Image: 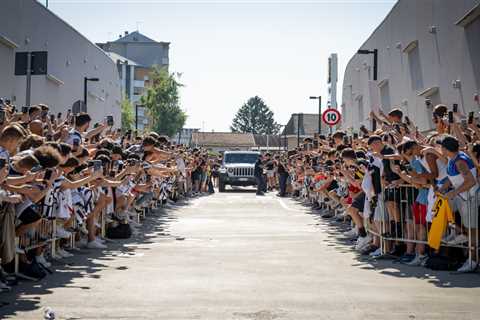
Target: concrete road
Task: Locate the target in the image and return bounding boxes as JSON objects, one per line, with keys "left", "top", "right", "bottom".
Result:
{"left": 2, "top": 190, "right": 480, "bottom": 319}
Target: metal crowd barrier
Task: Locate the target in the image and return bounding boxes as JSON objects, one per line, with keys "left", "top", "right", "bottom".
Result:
{"left": 364, "top": 184, "right": 479, "bottom": 266}
{"left": 14, "top": 217, "right": 58, "bottom": 278}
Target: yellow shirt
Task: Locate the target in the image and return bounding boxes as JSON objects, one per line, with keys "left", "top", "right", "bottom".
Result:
{"left": 428, "top": 195, "right": 454, "bottom": 250}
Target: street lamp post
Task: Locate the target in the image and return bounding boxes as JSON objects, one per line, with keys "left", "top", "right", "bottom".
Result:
{"left": 84, "top": 77, "right": 99, "bottom": 113}
{"left": 357, "top": 49, "right": 378, "bottom": 130}
{"left": 309, "top": 96, "right": 322, "bottom": 135}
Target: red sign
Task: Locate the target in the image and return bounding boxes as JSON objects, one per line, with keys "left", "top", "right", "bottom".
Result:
{"left": 322, "top": 108, "right": 341, "bottom": 126}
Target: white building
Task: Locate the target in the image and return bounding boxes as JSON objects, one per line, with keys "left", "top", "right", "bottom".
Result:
{"left": 341, "top": 0, "right": 480, "bottom": 132}
{"left": 98, "top": 31, "right": 170, "bottom": 132}
{"left": 0, "top": 0, "right": 122, "bottom": 125}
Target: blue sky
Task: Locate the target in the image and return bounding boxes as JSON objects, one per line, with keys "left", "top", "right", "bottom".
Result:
{"left": 46, "top": 0, "right": 396, "bottom": 131}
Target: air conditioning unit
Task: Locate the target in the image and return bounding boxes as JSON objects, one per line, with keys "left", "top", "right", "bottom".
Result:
{"left": 452, "top": 79, "right": 461, "bottom": 89}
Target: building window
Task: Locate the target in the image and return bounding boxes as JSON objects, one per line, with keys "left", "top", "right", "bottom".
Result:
{"left": 380, "top": 83, "right": 391, "bottom": 113}
{"left": 125, "top": 66, "right": 131, "bottom": 98}
{"left": 358, "top": 96, "right": 364, "bottom": 125}
{"left": 465, "top": 14, "right": 480, "bottom": 94}
{"left": 407, "top": 45, "right": 424, "bottom": 91}
{"left": 133, "top": 87, "right": 144, "bottom": 96}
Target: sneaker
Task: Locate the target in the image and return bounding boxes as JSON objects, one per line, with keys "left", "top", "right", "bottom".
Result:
{"left": 57, "top": 248, "right": 73, "bottom": 258}
{"left": 343, "top": 228, "right": 358, "bottom": 239}
{"left": 56, "top": 226, "right": 72, "bottom": 239}
{"left": 369, "top": 247, "right": 383, "bottom": 258}
{"left": 86, "top": 240, "right": 107, "bottom": 249}
{"left": 360, "top": 245, "right": 379, "bottom": 255}
{"left": 35, "top": 254, "right": 51, "bottom": 268}
{"left": 449, "top": 234, "right": 468, "bottom": 245}
{"left": 355, "top": 235, "right": 372, "bottom": 251}
{"left": 398, "top": 254, "right": 416, "bottom": 264}
{"left": 406, "top": 254, "right": 428, "bottom": 266}
{"left": 0, "top": 281, "right": 11, "bottom": 292}
{"left": 457, "top": 259, "right": 478, "bottom": 273}
{"left": 95, "top": 236, "right": 106, "bottom": 244}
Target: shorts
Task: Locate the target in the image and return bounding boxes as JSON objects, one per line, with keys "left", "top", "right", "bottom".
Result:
{"left": 412, "top": 202, "right": 427, "bottom": 225}
{"left": 452, "top": 195, "right": 478, "bottom": 229}
{"left": 17, "top": 206, "right": 42, "bottom": 225}
{"left": 266, "top": 170, "right": 274, "bottom": 178}
{"left": 351, "top": 192, "right": 365, "bottom": 212}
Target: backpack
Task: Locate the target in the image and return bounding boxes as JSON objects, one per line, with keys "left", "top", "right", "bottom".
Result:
{"left": 106, "top": 223, "right": 132, "bottom": 239}
{"left": 424, "top": 255, "right": 462, "bottom": 271}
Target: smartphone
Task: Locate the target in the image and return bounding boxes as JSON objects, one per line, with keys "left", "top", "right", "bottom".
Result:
{"left": 31, "top": 165, "right": 43, "bottom": 173}
{"left": 343, "top": 136, "right": 349, "bottom": 145}
{"left": 92, "top": 160, "right": 102, "bottom": 172}
{"left": 142, "top": 162, "right": 152, "bottom": 170}
{"left": 50, "top": 114, "right": 55, "bottom": 122}
{"left": 448, "top": 111, "right": 454, "bottom": 124}
{"left": 106, "top": 115, "right": 114, "bottom": 126}
{"left": 0, "top": 110, "right": 5, "bottom": 124}
{"left": 453, "top": 103, "right": 458, "bottom": 113}
{"left": 0, "top": 158, "right": 6, "bottom": 169}
{"left": 353, "top": 133, "right": 359, "bottom": 140}
{"left": 372, "top": 119, "right": 377, "bottom": 132}
{"left": 43, "top": 169, "right": 52, "bottom": 181}
{"left": 57, "top": 112, "right": 62, "bottom": 119}
{"left": 468, "top": 111, "right": 474, "bottom": 124}
{"left": 405, "top": 116, "right": 411, "bottom": 126}
{"left": 360, "top": 125, "right": 368, "bottom": 134}
{"left": 22, "top": 106, "right": 29, "bottom": 114}
{"left": 118, "top": 162, "right": 124, "bottom": 172}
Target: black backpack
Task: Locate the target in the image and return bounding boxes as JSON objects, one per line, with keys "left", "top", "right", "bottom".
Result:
{"left": 106, "top": 223, "right": 132, "bottom": 239}
{"left": 424, "top": 255, "right": 462, "bottom": 271}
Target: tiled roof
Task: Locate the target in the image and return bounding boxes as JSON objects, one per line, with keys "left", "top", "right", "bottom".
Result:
{"left": 192, "top": 132, "right": 256, "bottom": 147}
{"left": 114, "top": 31, "right": 157, "bottom": 43}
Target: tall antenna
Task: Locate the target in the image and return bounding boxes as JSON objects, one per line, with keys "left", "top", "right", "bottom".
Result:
{"left": 136, "top": 21, "right": 143, "bottom": 32}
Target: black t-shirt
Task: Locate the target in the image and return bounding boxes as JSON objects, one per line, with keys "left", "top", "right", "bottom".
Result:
{"left": 381, "top": 145, "right": 400, "bottom": 183}
{"left": 265, "top": 160, "right": 274, "bottom": 170}
{"left": 277, "top": 163, "right": 287, "bottom": 175}
{"left": 254, "top": 159, "right": 263, "bottom": 177}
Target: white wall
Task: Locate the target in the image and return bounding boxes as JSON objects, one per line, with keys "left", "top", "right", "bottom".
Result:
{"left": 0, "top": 0, "right": 122, "bottom": 126}
{"left": 341, "top": 0, "right": 480, "bottom": 131}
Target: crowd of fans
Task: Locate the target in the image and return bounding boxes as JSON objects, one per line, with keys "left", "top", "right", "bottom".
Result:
{"left": 0, "top": 99, "right": 217, "bottom": 291}
{"left": 257, "top": 104, "right": 479, "bottom": 273}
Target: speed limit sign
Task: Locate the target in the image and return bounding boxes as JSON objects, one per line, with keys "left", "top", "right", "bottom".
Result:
{"left": 322, "top": 108, "right": 341, "bottom": 126}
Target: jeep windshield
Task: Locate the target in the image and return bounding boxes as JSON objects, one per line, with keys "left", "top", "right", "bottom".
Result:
{"left": 224, "top": 153, "right": 258, "bottom": 164}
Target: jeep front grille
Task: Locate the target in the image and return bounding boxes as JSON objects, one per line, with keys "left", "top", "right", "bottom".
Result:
{"left": 232, "top": 167, "right": 254, "bottom": 177}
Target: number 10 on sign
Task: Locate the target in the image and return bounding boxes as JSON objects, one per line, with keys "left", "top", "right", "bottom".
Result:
{"left": 322, "top": 108, "right": 341, "bottom": 126}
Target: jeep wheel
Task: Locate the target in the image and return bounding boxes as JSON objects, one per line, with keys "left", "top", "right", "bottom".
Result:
{"left": 219, "top": 180, "right": 226, "bottom": 192}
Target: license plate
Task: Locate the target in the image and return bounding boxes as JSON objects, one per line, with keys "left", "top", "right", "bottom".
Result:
{"left": 238, "top": 178, "right": 248, "bottom": 181}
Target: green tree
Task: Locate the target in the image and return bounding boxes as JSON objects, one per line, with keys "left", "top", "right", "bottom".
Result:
{"left": 230, "top": 96, "right": 280, "bottom": 134}
{"left": 141, "top": 67, "right": 187, "bottom": 136}
{"left": 121, "top": 98, "right": 135, "bottom": 132}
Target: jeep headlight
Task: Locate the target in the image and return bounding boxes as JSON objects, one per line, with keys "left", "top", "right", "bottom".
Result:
{"left": 227, "top": 168, "right": 234, "bottom": 174}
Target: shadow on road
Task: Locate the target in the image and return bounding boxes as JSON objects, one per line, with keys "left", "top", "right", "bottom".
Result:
{"left": 298, "top": 200, "right": 480, "bottom": 289}
{"left": 0, "top": 199, "right": 190, "bottom": 318}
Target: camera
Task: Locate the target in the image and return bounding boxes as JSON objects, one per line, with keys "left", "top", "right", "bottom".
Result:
{"left": 106, "top": 115, "right": 114, "bottom": 126}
